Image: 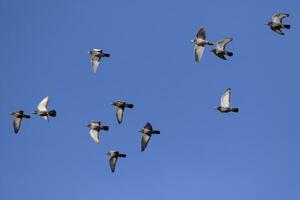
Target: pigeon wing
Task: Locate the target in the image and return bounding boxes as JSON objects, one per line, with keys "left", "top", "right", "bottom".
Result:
{"left": 196, "top": 27, "right": 206, "bottom": 39}
{"left": 194, "top": 45, "right": 205, "bottom": 63}
{"left": 109, "top": 156, "right": 117, "bottom": 173}
{"left": 13, "top": 117, "right": 22, "bottom": 133}
{"left": 216, "top": 38, "right": 232, "bottom": 50}
{"left": 89, "top": 129, "right": 100, "bottom": 144}
{"left": 220, "top": 88, "right": 231, "bottom": 108}
{"left": 116, "top": 107, "right": 124, "bottom": 124}
{"left": 141, "top": 133, "right": 151, "bottom": 152}
{"left": 91, "top": 56, "right": 101, "bottom": 73}
{"left": 272, "top": 13, "right": 289, "bottom": 23}
{"left": 37, "top": 96, "right": 49, "bottom": 111}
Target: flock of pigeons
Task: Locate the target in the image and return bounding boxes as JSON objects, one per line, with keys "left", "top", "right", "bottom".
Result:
{"left": 10, "top": 13, "right": 290, "bottom": 173}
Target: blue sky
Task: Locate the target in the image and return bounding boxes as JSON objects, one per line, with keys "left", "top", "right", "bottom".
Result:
{"left": 0, "top": 0, "right": 299, "bottom": 199}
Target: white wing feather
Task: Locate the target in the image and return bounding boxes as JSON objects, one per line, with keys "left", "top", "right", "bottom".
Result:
{"left": 37, "top": 96, "right": 49, "bottom": 111}
{"left": 220, "top": 89, "right": 231, "bottom": 108}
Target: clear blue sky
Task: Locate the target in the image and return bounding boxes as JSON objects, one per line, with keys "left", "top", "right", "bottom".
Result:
{"left": 0, "top": 0, "right": 299, "bottom": 199}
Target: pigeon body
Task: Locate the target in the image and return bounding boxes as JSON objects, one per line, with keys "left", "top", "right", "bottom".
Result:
{"left": 32, "top": 96, "right": 56, "bottom": 121}
{"left": 106, "top": 150, "right": 126, "bottom": 173}
{"left": 191, "top": 27, "right": 214, "bottom": 63}
{"left": 210, "top": 38, "right": 233, "bottom": 60}
{"left": 89, "top": 48, "right": 110, "bottom": 73}
{"left": 87, "top": 121, "right": 109, "bottom": 144}
{"left": 217, "top": 88, "right": 239, "bottom": 113}
{"left": 112, "top": 100, "right": 134, "bottom": 124}
{"left": 11, "top": 110, "right": 30, "bottom": 134}
{"left": 140, "top": 122, "right": 160, "bottom": 152}
{"left": 267, "top": 13, "right": 290, "bottom": 35}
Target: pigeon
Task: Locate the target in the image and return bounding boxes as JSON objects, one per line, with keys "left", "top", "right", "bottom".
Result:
{"left": 11, "top": 110, "right": 30, "bottom": 134}
{"left": 191, "top": 27, "right": 214, "bottom": 63}
{"left": 210, "top": 38, "right": 233, "bottom": 60}
{"left": 111, "top": 100, "right": 134, "bottom": 124}
{"left": 266, "top": 13, "right": 290, "bottom": 35}
{"left": 106, "top": 150, "right": 126, "bottom": 173}
{"left": 140, "top": 122, "right": 160, "bottom": 152}
{"left": 89, "top": 48, "right": 110, "bottom": 73}
{"left": 32, "top": 96, "right": 56, "bottom": 121}
{"left": 217, "top": 88, "right": 239, "bottom": 113}
{"left": 86, "top": 121, "right": 109, "bottom": 144}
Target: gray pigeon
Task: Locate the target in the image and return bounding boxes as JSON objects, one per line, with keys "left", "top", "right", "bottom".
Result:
{"left": 86, "top": 121, "right": 109, "bottom": 144}
{"left": 89, "top": 48, "right": 110, "bottom": 73}
{"left": 32, "top": 96, "right": 56, "bottom": 121}
{"left": 140, "top": 122, "right": 160, "bottom": 152}
{"left": 266, "top": 13, "right": 290, "bottom": 35}
{"left": 106, "top": 150, "right": 126, "bottom": 173}
{"left": 210, "top": 38, "right": 233, "bottom": 60}
{"left": 111, "top": 100, "right": 134, "bottom": 124}
{"left": 191, "top": 27, "right": 214, "bottom": 63}
{"left": 11, "top": 110, "right": 30, "bottom": 134}
{"left": 217, "top": 88, "right": 239, "bottom": 113}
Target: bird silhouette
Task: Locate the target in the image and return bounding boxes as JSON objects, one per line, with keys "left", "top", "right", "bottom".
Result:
{"left": 106, "top": 150, "right": 126, "bottom": 173}
{"left": 191, "top": 27, "right": 214, "bottom": 63}
{"left": 111, "top": 100, "right": 134, "bottom": 124}
{"left": 266, "top": 13, "right": 290, "bottom": 35}
{"left": 89, "top": 48, "right": 110, "bottom": 73}
{"left": 210, "top": 38, "right": 233, "bottom": 60}
{"left": 140, "top": 122, "right": 160, "bottom": 152}
{"left": 86, "top": 121, "right": 109, "bottom": 144}
{"left": 217, "top": 88, "right": 239, "bottom": 113}
{"left": 32, "top": 96, "right": 56, "bottom": 121}
{"left": 11, "top": 110, "right": 30, "bottom": 134}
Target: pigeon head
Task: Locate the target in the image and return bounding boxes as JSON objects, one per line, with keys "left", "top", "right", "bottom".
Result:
{"left": 266, "top": 21, "right": 272, "bottom": 26}
{"left": 32, "top": 110, "right": 38, "bottom": 115}
{"left": 191, "top": 39, "right": 196, "bottom": 44}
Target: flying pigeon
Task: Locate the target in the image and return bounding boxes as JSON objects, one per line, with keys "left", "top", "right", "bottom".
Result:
{"left": 86, "top": 121, "right": 109, "bottom": 144}
{"left": 106, "top": 150, "right": 126, "bottom": 173}
{"left": 11, "top": 110, "right": 30, "bottom": 134}
{"left": 191, "top": 27, "right": 214, "bottom": 63}
{"left": 32, "top": 96, "right": 56, "bottom": 121}
{"left": 217, "top": 88, "right": 239, "bottom": 113}
{"left": 210, "top": 38, "right": 233, "bottom": 60}
{"left": 89, "top": 48, "right": 110, "bottom": 73}
{"left": 140, "top": 122, "right": 160, "bottom": 152}
{"left": 111, "top": 100, "right": 134, "bottom": 124}
{"left": 266, "top": 13, "right": 290, "bottom": 35}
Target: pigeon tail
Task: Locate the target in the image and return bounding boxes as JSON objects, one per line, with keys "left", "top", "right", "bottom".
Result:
{"left": 231, "top": 108, "right": 239, "bottom": 112}
{"left": 225, "top": 51, "right": 233, "bottom": 57}
{"left": 284, "top": 24, "right": 291, "bottom": 29}
{"left": 102, "top": 126, "right": 109, "bottom": 131}
{"left": 125, "top": 104, "right": 134, "bottom": 109}
{"left": 102, "top": 53, "right": 110, "bottom": 57}
{"left": 48, "top": 110, "right": 57, "bottom": 117}
{"left": 152, "top": 130, "right": 160, "bottom": 134}
{"left": 24, "top": 114, "right": 31, "bottom": 118}
{"left": 118, "top": 154, "right": 126, "bottom": 158}
{"left": 207, "top": 41, "right": 214, "bottom": 45}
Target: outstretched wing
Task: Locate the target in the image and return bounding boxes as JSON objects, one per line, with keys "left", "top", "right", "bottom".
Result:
{"left": 13, "top": 117, "right": 22, "bottom": 133}
{"left": 194, "top": 45, "right": 205, "bottom": 63}
{"left": 141, "top": 133, "right": 151, "bottom": 152}
{"left": 220, "top": 88, "right": 231, "bottom": 108}
{"left": 272, "top": 13, "right": 289, "bottom": 24}
{"left": 196, "top": 27, "right": 206, "bottom": 39}
{"left": 116, "top": 107, "right": 124, "bottom": 124}
{"left": 91, "top": 56, "right": 101, "bottom": 73}
{"left": 89, "top": 129, "right": 100, "bottom": 144}
{"left": 109, "top": 156, "right": 117, "bottom": 173}
{"left": 216, "top": 38, "right": 232, "bottom": 50}
{"left": 37, "top": 96, "right": 49, "bottom": 111}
